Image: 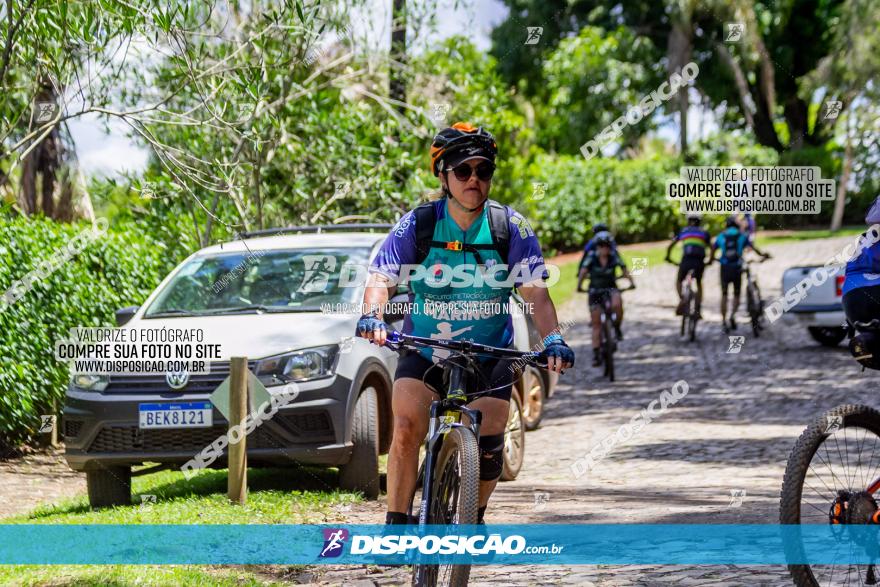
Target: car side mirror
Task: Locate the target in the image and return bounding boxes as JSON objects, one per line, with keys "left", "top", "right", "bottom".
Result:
{"left": 115, "top": 306, "right": 139, "bottom": 327}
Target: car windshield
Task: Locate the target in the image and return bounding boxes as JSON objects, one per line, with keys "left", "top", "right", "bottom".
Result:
{"left": 144, "top": 247, "right": 369, "bottom": 317}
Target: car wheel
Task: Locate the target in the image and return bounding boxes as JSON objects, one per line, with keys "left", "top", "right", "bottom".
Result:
{"left": 339, "top": 386, "right": 380, "bottom": 499}
{"left": 501, "top": 388, "right": 525, "bottom": 481}
{"left": 86, "top": 465, "right": 131, "bottom": 508}
{"left": 808, "top": 326, "right": 847, "bottom": 347}
{"left": 519, "top": 366, "right": 546, "bottom": 431}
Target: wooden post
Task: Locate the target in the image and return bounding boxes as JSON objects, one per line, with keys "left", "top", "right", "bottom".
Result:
{"left": 228, "top": 356, "right": 248, "bottom": 504}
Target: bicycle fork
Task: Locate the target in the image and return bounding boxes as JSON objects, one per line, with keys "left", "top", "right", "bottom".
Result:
{"left": 416, "top": 365, "right": 482, "bottom": 526}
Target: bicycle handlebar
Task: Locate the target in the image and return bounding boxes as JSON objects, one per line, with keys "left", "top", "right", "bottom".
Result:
{"left": 384, "top": 331, "right": 546, "bottom": 366}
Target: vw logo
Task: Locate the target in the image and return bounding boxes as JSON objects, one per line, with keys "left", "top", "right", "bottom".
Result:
{"left": 166, "top": 368, "right": 190, "bottom": 390}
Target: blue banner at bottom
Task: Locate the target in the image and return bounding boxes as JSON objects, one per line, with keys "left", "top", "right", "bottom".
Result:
{"left": 2, "top": 524, "right": 880, "bottom": 565}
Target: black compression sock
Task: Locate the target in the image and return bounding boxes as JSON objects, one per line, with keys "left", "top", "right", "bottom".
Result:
{"left": 477, "top": 506, "right": 487, "bottom": 524}
{"left": 385, "top": 511, "right": 409, "bottom": 525}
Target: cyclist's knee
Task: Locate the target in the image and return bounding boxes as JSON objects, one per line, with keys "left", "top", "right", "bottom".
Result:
{"left": 391, "top": 414, "right": 427, "bottom": 449}
{"left": 478, "top": 433, "right": 504, "bottom": 481}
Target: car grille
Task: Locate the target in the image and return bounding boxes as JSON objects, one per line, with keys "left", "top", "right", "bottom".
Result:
{"left": 63, "top": 419, "right": 83, "bottom": 440}
{"left": 102, "top": 360, "right": 258, "bottom": 394}
{"left": 85, "top": 412, "right": 334, "bottom": 454}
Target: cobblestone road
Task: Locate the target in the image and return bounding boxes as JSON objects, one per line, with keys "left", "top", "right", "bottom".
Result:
{"left": 303, "top": 234, "right": 878, "bottom": 586}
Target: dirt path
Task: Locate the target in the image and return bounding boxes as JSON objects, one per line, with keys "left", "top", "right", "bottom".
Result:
{"left": 299, "top": 234, "right": 868, "bottom": 586}
{"left": 0, "top": 448, "right": 85, "bottom": 518}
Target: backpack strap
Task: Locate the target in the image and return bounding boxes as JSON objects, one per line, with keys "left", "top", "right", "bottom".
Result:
{"left": 414, "top": 202, "right": 438, "bottom": 265}
{"left": 414, "top": 198, "right": 511, "bottom": 266}
{"left": 486, "top": 200, "right": 511, "bottom": 266}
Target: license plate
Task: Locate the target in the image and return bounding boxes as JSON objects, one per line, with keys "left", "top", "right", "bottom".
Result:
{"left": 139, "top": 402, "right": 213, "bottom": 429}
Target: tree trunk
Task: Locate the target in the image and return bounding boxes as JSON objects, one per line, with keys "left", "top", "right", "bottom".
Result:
{"left": 831, "top": 112, "right": 854, "bottom": 232}
{"left": 667, "top": 20, "right": 692, "bottom": 158}
{"left": 19, "top": 78, "right": 69, "bottom": 219}
{"left": 389, "top": 0, "right": 407, "bottom": 111}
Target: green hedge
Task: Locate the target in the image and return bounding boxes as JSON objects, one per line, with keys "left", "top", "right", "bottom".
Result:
{"left": 520, "top": 154, "right": 684, "bottom": 252}
{"left": 0, "top": 217, "right": 176, "bottom": 450}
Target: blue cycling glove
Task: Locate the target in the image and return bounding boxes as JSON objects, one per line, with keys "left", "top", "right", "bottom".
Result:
{"left": 356, "top": 312, "right": 388, "bottom": 337}
{"left": 538, "top": 333, "right": 575, "bottom": 367}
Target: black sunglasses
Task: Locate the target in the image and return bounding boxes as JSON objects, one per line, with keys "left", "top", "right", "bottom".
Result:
{"left": 449, "top": 162, "right": 495, "bottom": 182}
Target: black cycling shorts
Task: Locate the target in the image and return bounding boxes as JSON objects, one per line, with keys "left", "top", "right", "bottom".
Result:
{"left": 843, "top": 285, "right": 880, "bottom": 324}
{"left": 720, "top": 265, "right": 742, "bottom": 296}
{"left": 677, "top": 257, "right": 705, "bottom": 284}
{"left": 588, "top": 288, "right": 617, "bottom": 310}
{"left": 394, "top": 351, "right": 515, "bottom": 402}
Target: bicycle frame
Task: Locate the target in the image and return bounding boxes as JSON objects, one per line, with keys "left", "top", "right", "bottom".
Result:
{"left": 383, "top": 332, "right": 542, "bottom": 526}
{"left": 416, "top": 361, "right": 483, "bottom": 525}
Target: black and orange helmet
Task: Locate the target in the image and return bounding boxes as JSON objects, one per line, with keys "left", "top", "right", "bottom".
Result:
{"left": 430, "top": 122, "right": 497, "bottom": 177}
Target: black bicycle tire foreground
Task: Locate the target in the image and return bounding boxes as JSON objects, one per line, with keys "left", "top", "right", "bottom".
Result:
{"left": 382, "top": 332, "right": 547, "bottom": 587}
{"left": 780, "top": 404, "right": 880, "bottom": 587}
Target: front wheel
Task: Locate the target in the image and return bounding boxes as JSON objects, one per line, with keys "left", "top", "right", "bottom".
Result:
{"left": 339, "top": 386, "right": 380, "bottom": 499}
{"left": 603, "top": 318, "right": 615, "bottom": 382}
{"left": 87, "top": 465, "right": 131, "bottom": 508}
{"left": 413, "top": 427, "right": 479, "bottom": 587}
{"left": 748, "top": 283, "right": 764, "bottom": 337}
{"left": 780, "top": 404, "right": 880, "bottom": 586}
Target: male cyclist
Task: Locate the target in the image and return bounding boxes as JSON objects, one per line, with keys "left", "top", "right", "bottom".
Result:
{"left": 708, "top": 216, "right": 769, "bottom": 333}
{"left": 665, "top": 214, "right": 710, "bottom": 318}
{"left": 577, "top": 234, "right": 634, "bottom": 366}
{"left": 356, "top": 122, "right": 574, "bottom": 526}
{"left": 843, "top": 196, "right": 880, "bottom": 368}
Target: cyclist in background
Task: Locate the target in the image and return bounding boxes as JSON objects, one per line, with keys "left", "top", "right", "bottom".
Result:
{"left": 709, "top": 216, "right": 770, "bottom": 333}
{"left": 665, "top": 214, "right": 710, "bottom": 318}
{"left": 356, "top": 122, "right": 574, "bottom": 527}
{"left": 577, "top": 234, "right": 634, "bottom": 366}
{"left": 738, "top": 213, "right": 757, "bottom": 244}
{"left": 579, "top": 222, "right": 618, "bottom": 268}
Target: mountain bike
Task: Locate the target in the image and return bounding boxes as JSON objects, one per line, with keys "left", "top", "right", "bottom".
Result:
{"left": 383, "top": 331, "right": 546, "bottom": 587}
{"left": 744, "top": 256, "right": 768, "bottom": 337}
{"left": 780, "top": 319, "right": 880, "bottom": 587}
{"left": 588, "top": 285, "right": 635, "bottom": 382}
{"left": 673, "top": 266, "right": 700, "bottom": 342}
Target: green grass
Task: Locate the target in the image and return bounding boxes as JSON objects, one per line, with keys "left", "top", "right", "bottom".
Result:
{"left": 755, "top": 225, "right": 864, "bottom": 245}
{"left": 0, "top": 466, "right": 361, "bottom": 585}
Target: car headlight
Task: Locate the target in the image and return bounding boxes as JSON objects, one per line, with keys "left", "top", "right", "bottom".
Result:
{"left": 254, "top": 345, "right": 339, "bottom": 385}
{"left": 71, "top": 373, "right": 109, "bottom": 391}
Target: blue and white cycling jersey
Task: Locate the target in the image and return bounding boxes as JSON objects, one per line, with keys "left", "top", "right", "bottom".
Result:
{"left": 843, "top": 241, "right": 880, "bottom": 295}
{"left": 370, "top": 198, "right": 549, "bottom": 362}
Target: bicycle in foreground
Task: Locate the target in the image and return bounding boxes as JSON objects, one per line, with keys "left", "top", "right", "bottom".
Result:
{"left": 383, "top": 331, "right": 548, "bottom": 587}
{"left": 780, "top": 319, "right": 880, "bottom": 586}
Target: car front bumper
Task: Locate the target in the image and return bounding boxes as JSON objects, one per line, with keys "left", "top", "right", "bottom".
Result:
{"left": 62, "top": 371, "right": 355, "bottom": 472}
